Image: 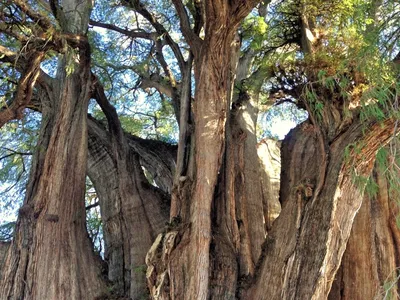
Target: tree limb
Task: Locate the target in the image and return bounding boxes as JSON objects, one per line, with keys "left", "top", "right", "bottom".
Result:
{"left": 171, "top": 0, "right": 202, "bottom": 55}
{"left": 85, "top": 201, "right": 100, "bottom": 210}
{"left": 89, "top": 20, "right": 158, "bottom": 40}
{"left": 121, "top": 0, "right": 186, "bottom": 72}
{"left": 0, "top": 50, "right": 45, "bottom": 129}
{"left": 12, "top": 0, "right": 53, "bottom": 31}
{"left": 139, "top": 76, "right": 176, "bottom": 98}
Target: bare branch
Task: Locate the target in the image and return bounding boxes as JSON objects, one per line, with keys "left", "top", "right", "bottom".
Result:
{"left": 171, "top": 0, "right": 202, "bottom": 54}
{"left": 12, "top": 0, "right": 53, "bottom": 30}
{"left": 85, "top": 201, "right": 100, "bottom": 210}
{"left": 139, "top": 76, "right": 176, "bottom": 98}
{"left": 121, "top": 0, "right": 186, "bottom": 72}
{"left": 89, "top": 20, "right": 158, "bottom": 40}
{"left": 0, "top": 45, "right": 53, "bottom": 87}
{"left": 153, "top": 38, "right": 178, "bottom": 89}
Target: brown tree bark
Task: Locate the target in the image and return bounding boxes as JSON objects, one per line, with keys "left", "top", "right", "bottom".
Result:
{"left": 1, "top": 1, "right": 398, "bottom": 299}
{"left": 87, "top": 115, "right": 170, "bottom": 299}
{"left": 243, "top": 115, "right": 397, "bottom": 299}
{"left": 257, "top": 139, "right": 282, "bottom": 231}
{"left": 0, "top": 1, "right": 108, "bottom": 299}
{"left": 0, "top": 241, "right": 10, "bottom": 277}
{"left": 329, "top": 164, "right": 400, "bottom": 299}
{"left": 146, "top": 2, "right": 261, "bottom": 299}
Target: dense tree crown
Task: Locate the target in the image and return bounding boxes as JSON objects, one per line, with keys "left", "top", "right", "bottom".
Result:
{"left": 0, "top": 0, "right": 399, "bottom": 299}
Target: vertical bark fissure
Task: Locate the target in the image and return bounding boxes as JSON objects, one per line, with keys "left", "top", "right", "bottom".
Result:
{"left": 1, "top": 47, "right": 108, "bottom": 300}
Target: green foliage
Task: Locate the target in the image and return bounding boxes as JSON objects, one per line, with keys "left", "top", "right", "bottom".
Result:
{"left": 65, "top": 48, "right": 78, "bottom": 76}
{"left": 375, "top": 143, "right": 400, "bottom": 213}
{"left": 133, "top": 264, "right": 147, "bottom": 274}
{"left": 343, "top": 141, "right": 382, "bottom": 196}
{"left": 242, "top": 16, "right": 268, "bottom": 50}
{"left": 364, "top": 175, "right": 379, "bottom": 198}
{"left": 304, "top": 86, "right": 324, "bottom": 121}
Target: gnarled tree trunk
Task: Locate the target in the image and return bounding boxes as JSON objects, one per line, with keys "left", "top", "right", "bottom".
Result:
{"left": 0, "top": 1, "right": 108, "bottom": 298}
{"left": 146, "top": 2, "right": 261, "bottom": 299}
{"left": 329, "top": 162, "right": 400, "bottom": 299}
{"left": 243, "top": 116, "right": 397, "bottom": 299}
{"left": 87, "top": 117, "right": 170, "bottom": 299}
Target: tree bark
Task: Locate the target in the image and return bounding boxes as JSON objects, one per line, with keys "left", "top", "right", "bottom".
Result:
{"left": 146, "top": 2, "right": 261, "bottom": 299}
{"left": 329, "top": 163, "right": 400, "bottom": 299}
{"left": 0, "top": 1, "right": 108, "bottom": 299}
{"left": 243, "top": 117, "right": 397, "bottom": 299}
{"left": 257, "top": 139, "right": 281, "bottom": 231}
{"left": 0, "top": 241, "right": 10, "bottom": 277}
{"left": 88, "top": 85, "right": 170, "bottom": 299}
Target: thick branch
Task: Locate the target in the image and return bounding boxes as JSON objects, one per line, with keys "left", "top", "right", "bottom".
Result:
{"left": 12, "top": 0, "right": 53, "bottom": 30}
{"left": 139, "top": 76, "right": 176, "bottom": 98}
{"left": 85, "top": 201, "right": 99, "bottom": 210}
{"left": 0, "top": 45, "right": 53, "bottom": 86}
{"left": 90, "top": 77, "right": 177, "bottom": 191}
{"left": 229, "top": 0, "right": 264, "bottom": 25}
{"left": 0, "top": 50, "right": 45, "bottom": 128}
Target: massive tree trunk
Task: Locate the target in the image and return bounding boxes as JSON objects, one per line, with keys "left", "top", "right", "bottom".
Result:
{"left": 0, "top": 1, "right": 108, "bottom": 299}
{"left": 1, "top": 1, "right": 398, "bottom": 299}
{"left": 243, "top": 114, "right": 397, "bottom": 299}
{"left": 146, "top": 2, "right": 261, "bottom": 299}
{"left": 329, "top": 162, "right": 400, "bottom": 299}
{"left": 87, "top": 116, "right": 170, "bottom": 299}
{"left": 144, "top": 0, "right": 399, "bottom": 298}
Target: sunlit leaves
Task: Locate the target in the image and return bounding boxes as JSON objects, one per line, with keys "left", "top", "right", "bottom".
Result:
{"left": 242, "top": 16, "right": 268, "bottom": 50}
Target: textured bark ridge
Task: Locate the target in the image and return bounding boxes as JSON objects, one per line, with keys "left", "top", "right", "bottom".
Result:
{"left": 329, "top": 164, "right": 400, "bottom": 299}
{"left": 146, "top": 3, "right": 260, "bottom": 299}
{"left": 0, "top": 59, "right": 107, "bottom": 299}
{"left": 144, "top": 1, "right": 399, "bottom": 297}
{"left": 0, "top": 1, "right": 108, "bottom": 299}
{"left": 145, "top": 82, "right": 281, "bottom": 300}
{"left": 0, "top": 241, "right": 10, "bottom": 277}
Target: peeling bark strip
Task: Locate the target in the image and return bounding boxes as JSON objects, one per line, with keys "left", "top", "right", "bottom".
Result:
{"left": 0, "top": 1, "right": 108, "bottom": 299}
